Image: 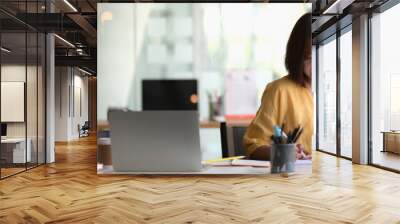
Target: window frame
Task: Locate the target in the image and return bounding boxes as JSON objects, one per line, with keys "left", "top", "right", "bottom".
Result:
{"left": 315, "top": 22, "right": 353, "bottom": 161}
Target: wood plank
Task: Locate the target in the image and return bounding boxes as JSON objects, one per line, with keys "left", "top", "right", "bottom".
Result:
{"left": 1, "top": 136, "right": 400, "bottom": 223}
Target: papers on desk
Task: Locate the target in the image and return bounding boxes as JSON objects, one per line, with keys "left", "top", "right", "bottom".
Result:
{"left": 295, "top": 159, "right": 313, "bottom": 165}
{"left": 201, "top": 166, "right": 268, "bottom": 175}
{"left": 204, "top": 159, "right": 269, "bottom": 167}
{"left": 203, "top": 159, "right": 312, "bottom": 167}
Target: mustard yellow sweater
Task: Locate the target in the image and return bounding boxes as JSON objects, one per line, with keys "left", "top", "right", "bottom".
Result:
{"left": 243, "top": 76, "right": 314, "bottom": 157}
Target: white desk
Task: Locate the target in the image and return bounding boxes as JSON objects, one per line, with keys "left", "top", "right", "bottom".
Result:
{"left": 97, "top": 160, "right": 312, "bottom": 175}
{"left": 1, "top": 138, "right": 31, "bottom": 163}
{"left": 96, "top": 136, "right": 312, "bottom": 175}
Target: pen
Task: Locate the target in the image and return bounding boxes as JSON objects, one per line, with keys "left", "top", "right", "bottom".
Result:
{"left": 289, "top": 127, "right": 299, "bottom": 143}
{"left": 273, "top": 126, "right": 282, "bottom": 138}
{"left": 281, "top": 123, "right": 287, "bottom": 143}
{"left": 292, "top": 127, "right": 303, "bottom": 143}
{"left": 203, "top": 156, "right": 245, "bottom": 164}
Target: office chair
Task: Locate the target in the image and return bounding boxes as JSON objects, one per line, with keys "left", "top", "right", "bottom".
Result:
{"left": 79, "top": 121, "right": 90, "bottom": 138}
{"left": 220, "top": 121, "right": 249, "bottom": 157}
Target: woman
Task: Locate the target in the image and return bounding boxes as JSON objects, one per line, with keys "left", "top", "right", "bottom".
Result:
{"left": 243, "top": 13, "right": 313, "bottom": 160}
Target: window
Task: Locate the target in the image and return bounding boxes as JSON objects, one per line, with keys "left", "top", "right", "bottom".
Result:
{"left": 317, "top": 36, "right": 337, "bottom": 154}
{"left": 0, "top": 2, "right": 46, "bottom": 179}
{"left": 339, "top": 28, "right": 352, "bottom": 158}
{"left": 370, "top": 3, "right": 400, "bottom": 171}
{"left": 316, "top": 25, "right": 353, "bottom": 159}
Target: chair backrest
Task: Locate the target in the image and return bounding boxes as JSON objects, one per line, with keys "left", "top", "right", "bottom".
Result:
{"left": 82, "top": 121, "right": 90, "bottom": 129}
{"left": 232, "top": 126, "right": 248, "bottom": 156}
{"left": 220, "top": 121, "right": 250, "bottom": 157}
{"left": 220, "top": 122, "right": 229, "bottom": 157}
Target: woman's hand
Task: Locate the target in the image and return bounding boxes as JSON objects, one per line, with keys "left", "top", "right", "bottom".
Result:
{"left": 296, "top": 144, "right": 312, "bottom": 160}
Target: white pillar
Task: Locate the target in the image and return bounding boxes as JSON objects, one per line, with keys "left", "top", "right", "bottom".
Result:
{"left": 55, "top": 67, "right": 74, "bottom": 141}
{"left": 352, "top": 14, "right": 369, "bottom": 164}
{"left": 46, "top": 33, "right": 55, "bottom": 163}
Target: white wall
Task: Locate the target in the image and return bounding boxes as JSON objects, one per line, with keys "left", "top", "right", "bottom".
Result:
{"left": 55, "top": 67, "right": 89, "bottom": 141}
{"left": 72, "top": 74, "right": 89, "bottom": 138}
{"left": 1, "top": 65, "right": 37, "bottom": 137}
{"left": 1, "top": 64, "right": 46, "bottom": 163}
{"left": 55, "top": 67, "right": 69, "bottom": 141}
{"left": 1, "top": 65, "right": 27, "bottom": 143}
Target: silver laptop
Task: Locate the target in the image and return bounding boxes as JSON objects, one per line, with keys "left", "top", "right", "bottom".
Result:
{"left": 108, "top": 109, "right": 202, "bottom": 172}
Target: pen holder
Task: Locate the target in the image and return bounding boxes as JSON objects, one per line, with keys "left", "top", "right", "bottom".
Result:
{"left": 270, "top": 144, "right": 296, "bottom": 174}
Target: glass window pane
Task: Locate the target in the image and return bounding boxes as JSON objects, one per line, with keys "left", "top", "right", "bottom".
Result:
{"left": 318, "top": 37, "right": 337, "bottom": 154}
{"left": 340, "top": 29, "right": 352, "bottom": 158}
{"left": 371, "top": 4, "right": 400, "bottom": 170}
{"left": 1, "top": 31, "right": 27, "bottom": 178}
{"left": 0, "top": 1, "right": 46, "bottom": 179}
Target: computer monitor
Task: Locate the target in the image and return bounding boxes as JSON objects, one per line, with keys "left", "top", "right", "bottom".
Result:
{"left": 1, "top": 123, "right": 7, "bottom": 137}
{"left": 142, "top": 80, "right": 198, "bottom": 111}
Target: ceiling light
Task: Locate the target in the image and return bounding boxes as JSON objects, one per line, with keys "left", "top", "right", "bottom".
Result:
{"left": 101, "top": 11, "right": 113, "bottom": 22}
{"left": 78, "top": 67, "right": 93, "bottom": 76}
{"left": 322, "top": 0, "right": 354, "bottom": 15}
{"left": 76, "top": 49, "right": 84, "bottom": 55}
{"left": 54, "top": 34, "right": 75, "bottom": 48}
{"left": 323, "top": 0, "right": 341, "bottom": 14}
{"left": 63, "top": 0, "right": 78, "bottom": 12}
{"left": 1, "top": 47, "right": 11, "bottom": 53}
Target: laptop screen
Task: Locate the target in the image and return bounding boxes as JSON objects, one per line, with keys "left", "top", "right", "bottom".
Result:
{"left": 142, "top": 80, "right": 198, "bottom": 111}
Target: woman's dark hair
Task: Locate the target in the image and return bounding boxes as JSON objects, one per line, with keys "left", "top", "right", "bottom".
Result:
{"left": 285, "top": 13, "right": 312, "bottom": 87}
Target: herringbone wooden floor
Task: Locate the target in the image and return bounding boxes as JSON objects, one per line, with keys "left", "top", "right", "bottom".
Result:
{"left": 1, "top": 136, "right": 400, "bottom": 224}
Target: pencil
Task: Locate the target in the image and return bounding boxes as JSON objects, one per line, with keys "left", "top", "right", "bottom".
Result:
{"left": 203, "top": 156, "right": 246, "bottom": 164}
